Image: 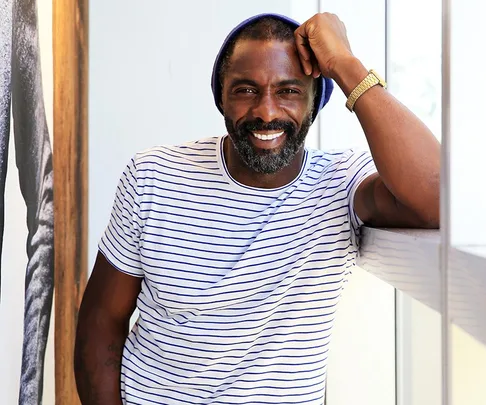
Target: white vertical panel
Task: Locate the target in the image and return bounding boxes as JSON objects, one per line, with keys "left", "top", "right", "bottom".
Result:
{"left": 396, "top": 294, "right": 442, "bottom": 405}
{"left": 386, "top": 0, "right": 444, "bottom": 403}
{"left": 449, "top": 0, "right": 486, "bottom": 404}
{"left": 317, "top": 1, "right": 396, "bottom": 405}
{"left": 441, "top": 0, "right": 452, "bottom": 403}
{"left": 450, "top": 325, "right": 486, "bottom": 405}
{"left": 449, "top": 0, "right": 486, "bottom": 246}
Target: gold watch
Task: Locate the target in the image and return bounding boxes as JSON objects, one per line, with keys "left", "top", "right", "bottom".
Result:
{"left": 345, "top": 69, "right": 387, "bottom": 112}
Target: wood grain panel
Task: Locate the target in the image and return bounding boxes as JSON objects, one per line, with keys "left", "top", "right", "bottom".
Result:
{"left": 53, "top": 0, "right": 88, "bottom": 403}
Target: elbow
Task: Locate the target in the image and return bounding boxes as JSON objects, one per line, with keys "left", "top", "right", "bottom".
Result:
{"left": 419, "top": 215, "right": 440, "bottom": 229}
{"left": 417, "top": 197, "right": 440, "bottom": 229}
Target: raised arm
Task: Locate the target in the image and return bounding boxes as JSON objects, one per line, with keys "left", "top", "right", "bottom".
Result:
{"left": 295, "top": 13, "right": 440, "bottom": 228}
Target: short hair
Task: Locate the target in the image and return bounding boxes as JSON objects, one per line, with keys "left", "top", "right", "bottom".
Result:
{"left": 218, "top": 17, "right": 296, "bottom": 87}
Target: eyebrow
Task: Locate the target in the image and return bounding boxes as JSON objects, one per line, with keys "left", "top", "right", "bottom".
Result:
{"left": 228, "top": 78, "right": 307, "bottom": 88}
{"left": 277, "top": 79, "right": 306, "bottom": 87}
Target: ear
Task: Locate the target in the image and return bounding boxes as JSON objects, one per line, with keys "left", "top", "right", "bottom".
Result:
{"left": 219, "top": 96, "right": 226, "bottom": 114}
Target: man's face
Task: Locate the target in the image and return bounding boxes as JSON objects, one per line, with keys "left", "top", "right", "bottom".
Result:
{"left": 221, "top": 39, "right": 315, "bottom": 174}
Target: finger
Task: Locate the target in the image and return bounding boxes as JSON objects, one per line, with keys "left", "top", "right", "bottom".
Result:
{"left": 294, "top": 26, "right": 311, "bottom": 60}
{"left": 294, "top": 29, "right": 313, "bottom": 75}
{"left": 309, "top": 51, "right": 321, "bottom": 78}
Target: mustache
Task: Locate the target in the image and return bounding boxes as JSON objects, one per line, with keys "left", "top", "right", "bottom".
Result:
{"left": 238, "top": 119, "right": 296, "bottom": 133}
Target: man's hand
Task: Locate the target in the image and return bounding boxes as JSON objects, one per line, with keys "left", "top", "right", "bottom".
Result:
{"left": 294, "top": 13, "right": 354, "bottom": 79}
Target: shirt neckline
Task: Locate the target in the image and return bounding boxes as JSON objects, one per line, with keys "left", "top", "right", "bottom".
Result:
{"left": 216, "top": 134, "right": 312, "bottom": 195}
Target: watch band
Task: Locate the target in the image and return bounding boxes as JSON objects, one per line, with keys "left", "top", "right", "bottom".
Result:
{"left": 345, "top": 69, "right": 387, "bottom": 112}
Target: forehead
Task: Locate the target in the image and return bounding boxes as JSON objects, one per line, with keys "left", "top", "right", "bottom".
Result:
{"left": 226, "top": 39, "right": 309, "bottom": 83}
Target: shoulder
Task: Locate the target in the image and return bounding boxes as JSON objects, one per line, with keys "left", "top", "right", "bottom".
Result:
{"left": 306, "top": 147, "right": 371, "bottom": 176}
{"left": 124, "top": 137, "right": 223, "bottom": 194}
{"left": 131, "top": 136, "right": 220, "bottom": 170}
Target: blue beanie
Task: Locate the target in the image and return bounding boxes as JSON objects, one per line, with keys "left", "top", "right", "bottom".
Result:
{"left": 211, "top": 13, "right": 334, "bottom": 122}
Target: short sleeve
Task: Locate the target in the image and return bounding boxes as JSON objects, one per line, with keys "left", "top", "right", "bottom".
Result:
{"left": 98, "top": 157, "right": 144, "bottom": 277}
{"left": 343, "top": 149, "right": 378, "bottom": 240}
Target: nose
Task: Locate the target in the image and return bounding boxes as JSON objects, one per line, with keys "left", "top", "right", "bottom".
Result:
{"left": 251, "top": 93, "right": 281, "bottom": 123}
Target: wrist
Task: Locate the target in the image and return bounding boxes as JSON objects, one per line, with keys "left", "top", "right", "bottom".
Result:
{"left": 328, "top": 56, "right": 368, "bottom": 97}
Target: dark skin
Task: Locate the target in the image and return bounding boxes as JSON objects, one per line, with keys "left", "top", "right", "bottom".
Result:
{"left": 74, "top": 12, "right": 440, "bottom": 405}
{"left": 222, "top": 40, "right": 315, "bottom": 189}
{"left": 74, "top": 253, "right": 141, "bottom": 405}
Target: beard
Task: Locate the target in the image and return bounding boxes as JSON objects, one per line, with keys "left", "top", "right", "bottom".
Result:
{"left": 224, "top": 114, "right": 313, "bottom": 174}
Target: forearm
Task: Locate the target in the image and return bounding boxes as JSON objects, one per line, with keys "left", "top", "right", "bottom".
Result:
{"left": 74, "top": 311, "right": 128, "bottom": 405}
{"left": 332, "top": 57, "right": 440, "bottom": 223}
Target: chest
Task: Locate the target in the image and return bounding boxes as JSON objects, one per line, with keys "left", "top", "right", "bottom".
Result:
{"left": 138, "top": 196, "right": 353, "bottom": 313}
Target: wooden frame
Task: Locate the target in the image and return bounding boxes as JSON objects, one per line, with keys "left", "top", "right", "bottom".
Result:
{"left": 53, "top": 0, "right": 88, "bottom": 403}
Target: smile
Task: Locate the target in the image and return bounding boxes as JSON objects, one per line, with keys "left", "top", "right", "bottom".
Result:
{"left": 251, "top": 131, "right": 285, "bottom": 141}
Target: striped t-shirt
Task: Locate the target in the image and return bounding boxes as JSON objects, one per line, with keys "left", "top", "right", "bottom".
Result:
{"left": 99, "top": 135, "right": 377, "bottom": 405}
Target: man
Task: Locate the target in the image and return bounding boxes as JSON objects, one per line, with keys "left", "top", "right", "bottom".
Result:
{"left": 74, "top": 12, "right": 440, "bottom": 405}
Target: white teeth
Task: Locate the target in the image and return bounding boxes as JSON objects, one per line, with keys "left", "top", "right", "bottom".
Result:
{"left": 252, "top": 131, "right": 284, "bottom": 141}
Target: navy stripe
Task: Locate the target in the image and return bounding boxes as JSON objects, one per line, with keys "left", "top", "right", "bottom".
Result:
{"left": 98, "top": 138, "right": 376, "bottom": 404}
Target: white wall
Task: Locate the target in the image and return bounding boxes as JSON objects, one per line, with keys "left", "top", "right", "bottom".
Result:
{"left": 0, "top": 133, "right": 29, "bottom": 404}
{"left": 89, "top": 2, "right": 396, "bottom": 405}
{"left": 0, "top": 1, "right": 55, "bottom": 403}
{"left": 449, "top": 0, "right": 486, "bottom": 402}
{"left": 316, "top": 1, "right": 396, "bottom": 404}
{"left": 450, "top": 0, "right": 486, "bottom": 246}
{"left": 387, "top": 0, "right": 443, "bottom": 404}
{"left": 396, "top": 294, "right": 442, "bottom": 405}
{"left": 451, "top": 325, "right": 486, "bottom": 405}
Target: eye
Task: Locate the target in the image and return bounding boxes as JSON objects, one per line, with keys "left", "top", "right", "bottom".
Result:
{"left": 235, "top": 88, "right": 257, "bottom": 94}
{"left": 279, "top": 88, "right": 301, "bottom": 95}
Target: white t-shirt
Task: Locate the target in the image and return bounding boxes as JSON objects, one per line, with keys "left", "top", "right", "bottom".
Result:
{"left": 99, "top": 135, "right": 377, "bottom": 405}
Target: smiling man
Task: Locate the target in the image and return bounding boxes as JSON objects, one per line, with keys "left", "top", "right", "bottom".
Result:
{"left": 74, "top": 12, "right": 440, "bottom": 405}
